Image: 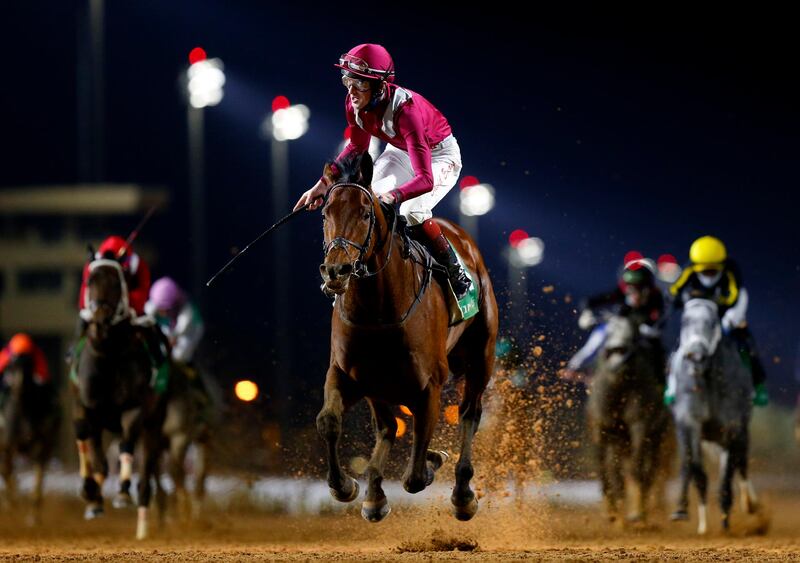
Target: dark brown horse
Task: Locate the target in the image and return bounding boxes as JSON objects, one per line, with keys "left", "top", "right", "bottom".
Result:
{"left": 316, "top": 155, "right": 498, "bottom": 522}
{"left": 0, "top": 354, "right": 60, "bottom": 524}
{"left": 71, "top": 260, "right": 169, "bottom": 539}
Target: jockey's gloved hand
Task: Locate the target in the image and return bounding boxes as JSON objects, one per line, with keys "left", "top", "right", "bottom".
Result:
{"left": 638, "top": 323, "right": 661, "bottom": 338}
{"left": 753, "top": 383, "right": 769, "bottom": 407}
{"left": 378, "top": 189, "right": 401, "bottom": 207}
{"left": 294, "top": 180, "right": 328, "bottom": 212}
{"left": 578, "top": 309, "right": 597, "bottom": 330}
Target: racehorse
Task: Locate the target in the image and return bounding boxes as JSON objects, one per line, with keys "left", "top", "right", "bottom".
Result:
{"left": 315, "top": 154, "right": 498, "bottom": 522}
{"left": 669, "top": 298, "right": 758, "bottom": 533}
{"left": 0, "top": 353, "right": 60, "bottom": 524}
{"left": 156, "top": 363, "right": 213, "bottom": 522}
{"left": 71, "top": 259, "right": 169, "bottom": 539}
{"left": 587, "top": 314, "right": 669, "bottom": 524}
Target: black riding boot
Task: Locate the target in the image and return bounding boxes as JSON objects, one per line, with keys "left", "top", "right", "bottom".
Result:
{"left": 410, "top": 224, "right": 472, "bottom": 299}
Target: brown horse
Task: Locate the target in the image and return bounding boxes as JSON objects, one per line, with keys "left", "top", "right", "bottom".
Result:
{"left": 316, "top": 155, "right": 498, "bottom": 522}
{"left": 72, "top": 260, "right": 169, "bottom": 539}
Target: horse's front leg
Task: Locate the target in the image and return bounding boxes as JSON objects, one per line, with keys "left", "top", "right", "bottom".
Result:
{"left": 361, "top": 398, "right": 397, "bottom": 522}
{"left": 74, "top": 414, "right": 105, "bottom": 519}
{"left": 136, "top": 420, "right": 163, "bottom": 540}
{"left": 1, "top": 446, "right": 16, "bottom": 509}
{"left": 113, "top": 408, "right": 142, "bottom": 509}
{"left": 403, "top": 382, "right": 442, "bottom": 494}
{"left": 317, "top": 366, "right": 361, "bottom": 502}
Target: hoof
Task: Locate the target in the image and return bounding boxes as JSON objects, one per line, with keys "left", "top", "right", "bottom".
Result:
{"left": 451, "top": 493, "right": 479, "bottom": 521}
{"left": 426, "top": 450, "right": 449, "bottom": 471}
{"left": 403, "top": 470, "right": 431, "bottom": 494}
{"left": 670, "top": 509, "right": 689, "bottom": 522}
{"left": 112, "top": 492, "right": 134, "bottom": 509}
{"left": 84, "top": 503, "right": 104, "bottom": 520}
{"left": 626, "top": 513, "right": 644, "bottom": 524}
{"left": 361, "top": 498, "right": 391, "bottom": 523}
{"left": 329, "top": 476, "right": 359, "bottom": 503}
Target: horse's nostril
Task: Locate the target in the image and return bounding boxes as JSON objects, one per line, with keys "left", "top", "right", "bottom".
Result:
{"left": 339, "top": 263, "right": 353, "bottom": 276}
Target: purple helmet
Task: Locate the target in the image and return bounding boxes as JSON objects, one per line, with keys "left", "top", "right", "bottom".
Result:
{"left": 149, "top": 277, "right": 186, "bottom": 312}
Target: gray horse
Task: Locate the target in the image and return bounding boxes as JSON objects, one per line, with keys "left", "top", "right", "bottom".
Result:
{"left": 587, "top": 315, "right": 669, "bottom": 524}
{"left": 669, "top": 298, "right": 757, "bottom": 533}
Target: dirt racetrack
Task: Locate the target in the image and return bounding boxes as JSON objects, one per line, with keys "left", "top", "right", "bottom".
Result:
{"left": 1, "top": 488, "right": 797, "bottom": 562}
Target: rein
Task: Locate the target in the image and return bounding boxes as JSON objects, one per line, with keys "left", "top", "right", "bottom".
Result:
{"left": 323, "top": 182, "right": 433, "bottom": 329}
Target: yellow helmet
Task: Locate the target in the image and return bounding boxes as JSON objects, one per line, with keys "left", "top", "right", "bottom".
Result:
{"left": 689, "top": 236, "right": 727, "bottom": 268}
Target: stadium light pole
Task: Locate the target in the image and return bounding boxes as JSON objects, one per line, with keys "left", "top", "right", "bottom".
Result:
{"left": 260, "top": 96, "right": 309, "bottom": 436}
{"left": 506, "top": 230, "right": 545, "bottom": 334}
{"left": 457, "top": 175, "right": 495, "bottom": 243}
{"left": 184, "top": 47, "right": 225, "bottom": 301}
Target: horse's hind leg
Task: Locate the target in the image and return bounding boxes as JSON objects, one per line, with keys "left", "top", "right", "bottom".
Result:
{"left": 403, "top": 382, "right": 442, "bottom": 495}
{"left": 361, "top": 399, "right": 397, "bottom": 522}
{"left": 450, "top": 376, "right": 486, "bottom": 521}
{"left": 29, "top": 460, "right": 45, "bottom": 526}
{"left": 1, "top": 448, "right": 16, "bottom": 509}
{"left": 169, "top": 433, "right": 191, "bottom": 522}
{"left": 192, "top": 436, "right": 210, "bottom": 521}
{"left": 734, "top": 431, "right": 758, "bottom": 515}
{"left": 317, "top": 367, "right": 361, "bottom": 503}
{"left": 602, "top": 440, "right": 625, "bottom": 523}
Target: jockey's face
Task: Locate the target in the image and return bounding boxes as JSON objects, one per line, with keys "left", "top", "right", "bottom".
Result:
{"left": 345, "top": 80, "right": 372, "bottom": 110}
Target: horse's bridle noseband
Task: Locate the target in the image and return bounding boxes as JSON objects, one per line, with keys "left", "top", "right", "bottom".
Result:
{"left": 322, "top": 182, "right": 396, "bottom": 279}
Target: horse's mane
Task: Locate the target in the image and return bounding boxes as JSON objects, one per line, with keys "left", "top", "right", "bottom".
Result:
{"left": 330, "top": 153, "right": 374, "bottom": 187}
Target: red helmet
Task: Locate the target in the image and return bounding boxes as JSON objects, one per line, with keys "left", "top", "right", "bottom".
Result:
{"left": 335, "top": 44, "right": 395, "bottom": 82}
{"left": 8, "top": 333, "right": 34, "bottom": 356}
{"left": 96, "top": 235, "right": 132, "bottom": 266}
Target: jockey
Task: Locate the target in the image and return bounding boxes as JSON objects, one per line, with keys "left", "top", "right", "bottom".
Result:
{"left": 73, "top": 236, "right": 168, "bottom": 393}
{"left": 294, "top": 43, "right": 471, "bottom": 299}
{"left": 667, "top": 235, "right": 768, "bottom": 406}
{"left": 0, "top": 333, "right": 50, "bottom": 387}
{"left": 78, "top": 235, "right": 151, "bottom": 317}
{"left": 145, "top": 277, "right": 204, "bottom": 366}
{"left": 146, "top": 277, "right": 211, "bottom": 417}
{"left": 562, "top": 258, "right": 665, "bottom": 381}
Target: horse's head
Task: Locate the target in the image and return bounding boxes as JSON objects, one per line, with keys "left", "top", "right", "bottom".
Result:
{"left": 678, "top": 299, "right": 721, "bottom": 384}
{"left": 82, "top": 260, "right": 130, "bottom": 344}
{"left": 1, "top": 354, "right": 31, "bottom": 402}
{"left": 599, "top": 315, "right": 635, "bottom": 374}
{"left": 319, "top": 154, "right": 382, "bottom": 296}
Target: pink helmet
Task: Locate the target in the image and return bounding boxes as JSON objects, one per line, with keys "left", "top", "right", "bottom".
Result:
{"left": 149, "top": 277, "right": 186, "bottom": 312}
{"left": 335, "top": 44, "right": 395, "bottom": 82}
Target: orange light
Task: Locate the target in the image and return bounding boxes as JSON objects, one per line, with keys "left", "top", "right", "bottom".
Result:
{"left": 444, "top": 404, "right": 460, "bottom": 425}
{"left": 399, "top": 405, "right": 412, "bottom": 416}
{"left": 395, "top": 417, "right": 407, "bottom": 438}
{"left": 234, "top": 380, "right": 259, "bottom": 402}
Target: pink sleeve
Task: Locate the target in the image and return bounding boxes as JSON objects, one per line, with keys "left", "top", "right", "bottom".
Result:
{"left": 324, "top": 99, "right": 371, "bottom": 183}
{"left": 392, "top": 105, "right": 434, "bottom": 201}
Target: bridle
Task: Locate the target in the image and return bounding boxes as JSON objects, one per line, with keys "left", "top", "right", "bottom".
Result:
{"left": 321, "top": 182, "right": 433, "bottom": 329}
{"left": 322, "top": 182, "right": 397, "bottom": 279}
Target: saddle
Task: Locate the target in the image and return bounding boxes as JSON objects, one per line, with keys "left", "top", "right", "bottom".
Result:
{"left": 391, "top": 209, "right": 479, "bottom": 326}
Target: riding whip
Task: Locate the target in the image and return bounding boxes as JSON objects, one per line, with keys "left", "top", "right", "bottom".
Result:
{"left": 206, "top": 200, "right": 317, "bottom": 287}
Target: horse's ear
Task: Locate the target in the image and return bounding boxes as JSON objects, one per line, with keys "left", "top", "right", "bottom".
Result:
{"left": 87, "top": 244, "right": 96, "bottom": 261}
{"left": 359, "top": 152, "right": 373, "bottom": 186}
{"left": 322, "top": 161, "right": 336, "bottom": 187}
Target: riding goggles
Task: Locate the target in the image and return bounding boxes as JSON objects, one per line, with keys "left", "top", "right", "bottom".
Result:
{"left": 341, "top": 74, "right": 371, "bottom": 92}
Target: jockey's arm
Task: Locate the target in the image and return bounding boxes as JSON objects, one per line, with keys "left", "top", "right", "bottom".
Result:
{"left": 390, "top": 108, "right": 433, "bottom": 203}
{"left": 171, "top": 305, "right": 204, "bottom": 363}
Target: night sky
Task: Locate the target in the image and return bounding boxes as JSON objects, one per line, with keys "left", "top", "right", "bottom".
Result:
{"left": 4, "top": 3, "right": 799, "bottom": 410}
